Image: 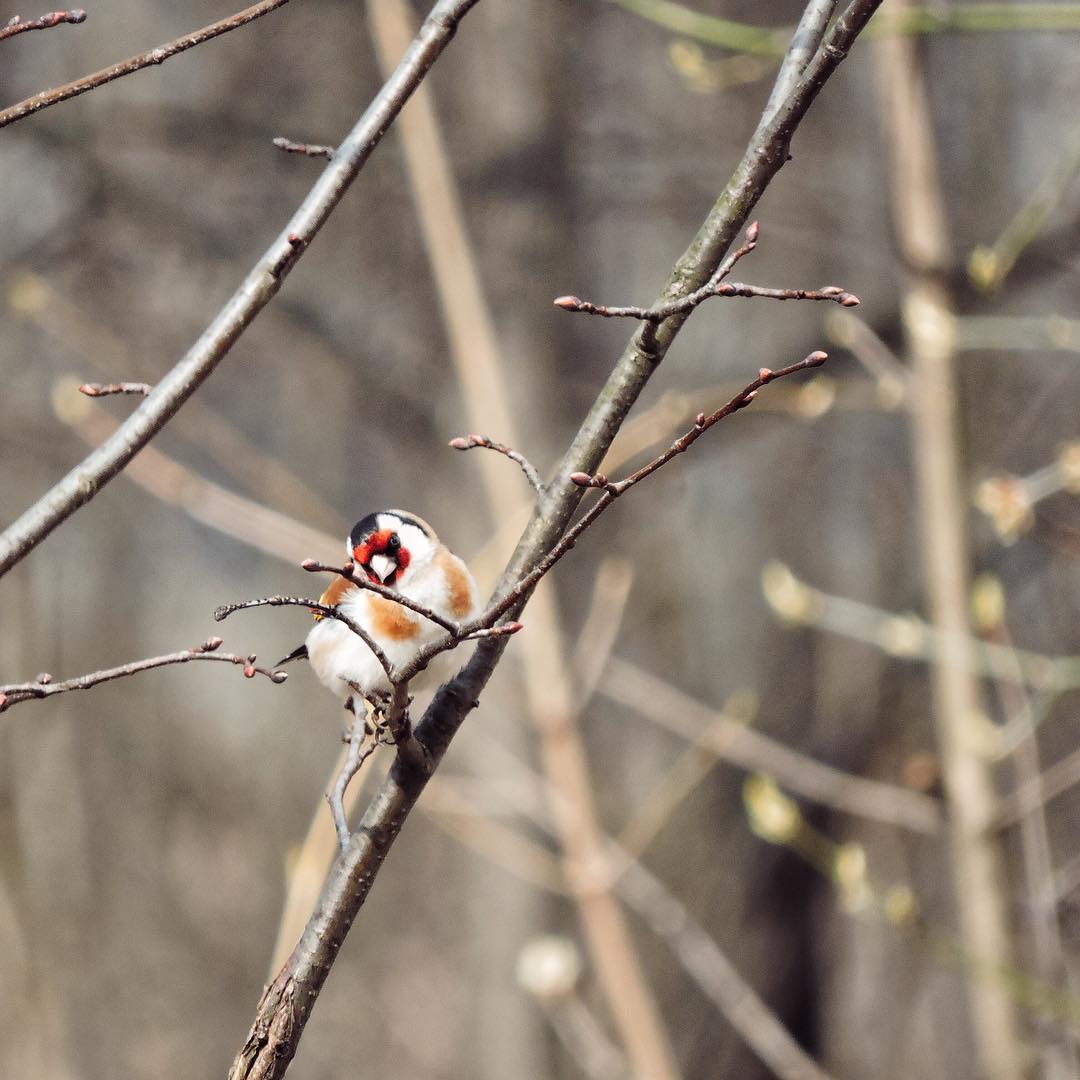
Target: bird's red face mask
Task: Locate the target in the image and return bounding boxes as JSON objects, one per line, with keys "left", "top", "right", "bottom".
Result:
{"left": 353, "top": 529, "right": 410, "bottom": 586}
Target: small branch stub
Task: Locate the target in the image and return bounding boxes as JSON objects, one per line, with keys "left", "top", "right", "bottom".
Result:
{"left": 0, "top": 10, "right": 86, "bottom": 43}
{"left": 79, "top": 382, "right": 152, "bottom": 398}
{"left": 273, "top": 136, "right": 335, "bottom": 160}
{"left": 449, "top": 433, "right": 543, "bottom": 496}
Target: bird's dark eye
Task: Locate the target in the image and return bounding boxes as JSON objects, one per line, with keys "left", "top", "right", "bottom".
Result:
{"left": 387, "top": 533, "right": 401, "bottom": 552}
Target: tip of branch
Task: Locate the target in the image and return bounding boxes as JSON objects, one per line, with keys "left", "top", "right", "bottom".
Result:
{"left": 553, "top": 295, "right": 582, "bottom": 311}
{"left": 504, "top": 621, "right": 524, "bottom": 635}
{"left": 569, "top": 471, "right": 594, "bottom": 487}
{"left": 271, "top": 670, "right": 289, "bottom": 684}
{"left": 746, "top": 221, "right": 760, "bottom": 243}
{"left": 301, "top": 558, "right": 319, "bottom": 571}
{"left": 78, "top": 383, "right": 100, "bottom": 396}
{"left": 69, "top": 9, "right": 88, "bottom": 22}
{"left": 448, "top": 436, "right": 470, "bottom": 450}
{"left": 806, "top": 350, "right": 829, "bottom": 365}
{"left": 212, "top": 606, "right": 229, "bottom": 622}
{"left": 840, "top": 294, "right": 860, "bottom": 307}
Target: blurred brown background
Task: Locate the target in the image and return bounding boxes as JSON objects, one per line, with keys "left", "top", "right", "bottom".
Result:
{"left": 1, "top": 1, "right": 1079, "bottom": 1077}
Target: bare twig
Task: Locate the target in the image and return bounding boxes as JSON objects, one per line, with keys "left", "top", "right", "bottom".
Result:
{"left": 300, "top": 559, "right": 460, "bottom": 633}
{"left": 213, "top": 595, "right": 395, "bottom": 682}
{"left": 78, "top": 381, "right": 151, "bottom": 398}
{"left": 553, "top": 219, "right": 759, "bottom": 322}
{"left": 328, "top": 714, "right": 380, "bottom": 851}
{"left": 0, "top": 9, "right": 85, "bottom": 43}
{"left": 554, "top": 221, "right": 858, "bottom": 322}
{"left": 229, "top": 4, "right": 883, "bottom": 1076}
{"left": 449, "top": 434, "right": 543, "bottom": 497}
{"left": 0, "top": 0, "right": 479, "bottom": 580}
{"left": 0, "top": 1, "right": 289, "bottom": 129}
{"left": 0, "top": 637, "right": 285, "bottom": 713}
{"left": 272, "top": 136, "right": 335, "bottom": 160}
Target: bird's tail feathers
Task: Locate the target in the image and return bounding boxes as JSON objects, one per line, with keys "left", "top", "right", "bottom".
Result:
{"left": 276, "top": 644, "right": 309, "bottom": 666}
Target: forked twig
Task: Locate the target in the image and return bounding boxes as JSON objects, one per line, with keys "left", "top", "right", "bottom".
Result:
{"left": 0, "top": 637, "right": 285, "bottom": 713}
{"left": 554, "top": 221, "right": 859, "bottom": 322}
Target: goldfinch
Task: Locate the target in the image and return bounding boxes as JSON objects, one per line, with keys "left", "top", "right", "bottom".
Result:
{"left": 278, "top": 510, "right": 480, "bottom": 707}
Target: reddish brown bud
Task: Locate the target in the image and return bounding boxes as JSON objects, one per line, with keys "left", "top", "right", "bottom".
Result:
{"left": 205, "top": 637, "right": 224, "bottom": 652}
{"left": 243, "top": 666, "right": 256, "bottom": 679}
{"left": 448, "top": 437, "right": 470, "bottom": 450}
{"left": 78, "top": 383, "right": 99, "bottom": 396}
{"left": 569, "top": 472, "right": 594, "bottom": 486}
{"left": 715, "top": 283, "right": 737, "bottom": 296}
{"left": 820, "top": 286, "right": 843, "bottom": 297}
{"left": 553, "top": 295, "right": 582, "bottom": 310}
{"left": 695, "top": 412, "right": 706, "bottom": 427}
{"left": 301, "top": 558, "right": 319, "bottom": 570}
{"left": 595, "top": 473, "right": 608, "bottom": 487}
{"left": 271, "top": 671, "right": 289, "bottom": 684}
{"left": 807, "top": 350, "right": 828, "bottom": 364}
{"left": 746, "top": 221, "right": 760, "bottom": 243}
{"left": 758, "top": 367, "right": 773, "bottom": 380}
{"left": 840, "top": 294, "right": 860, "bottom": 307}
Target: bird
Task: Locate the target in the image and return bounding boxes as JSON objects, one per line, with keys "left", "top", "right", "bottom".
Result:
{"left": 278, "top": 510, "right": 480, "bottom": 712}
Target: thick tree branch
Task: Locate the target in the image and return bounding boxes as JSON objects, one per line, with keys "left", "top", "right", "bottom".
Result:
{"left": 0, "top": 0, "right": 481, "bottom": 581}
{"left": 0, "top": 637, "right": 285, "bottom": 712}
{"left": 227, "top": 4, "right": 883, "bottom": 1076}
{"left": 0, "top": 1, "right": 289, "bottom": 129}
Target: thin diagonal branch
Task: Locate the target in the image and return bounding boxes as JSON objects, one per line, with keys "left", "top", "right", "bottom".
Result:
{"left": 0, "top": 0, "right": 481, "bottom": 581}
{"left": 0, "top": 637, "right": 285, "bottom": 712}
{"left": 0, "top": 9, "right": 85, "bottom": 43}
{"left": 0, "top": 1, "right": 289, "bottom": 129}
{"left": 300, "top": 559, "right": 461, "bottom": 633}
